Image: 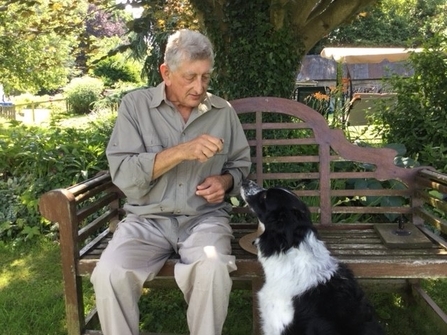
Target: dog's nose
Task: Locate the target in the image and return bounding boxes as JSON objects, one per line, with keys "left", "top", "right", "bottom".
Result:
{"left": 242, "top": 179, "right": 259, "bottom": 189}
{"left": 242, "top": 179, "right": 252, "bottom": 187}
{"left": 241, "top": 179, "right": 264, "bottom": 195}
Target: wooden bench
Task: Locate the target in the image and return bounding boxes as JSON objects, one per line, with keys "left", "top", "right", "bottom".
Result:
{"left": 39, "top": 97, "right": 447, "bottom": 335}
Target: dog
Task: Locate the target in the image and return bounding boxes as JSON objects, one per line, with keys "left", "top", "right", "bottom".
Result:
{"left": 240, "top": 180, "right": 385, "bottom": 335}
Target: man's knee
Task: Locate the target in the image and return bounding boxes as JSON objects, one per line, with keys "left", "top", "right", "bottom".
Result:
{"left": 193, "top": 248, "right": 234, "bottom": 284}
{"left": 91, "top": 259, "right": 139, "bottom": 295}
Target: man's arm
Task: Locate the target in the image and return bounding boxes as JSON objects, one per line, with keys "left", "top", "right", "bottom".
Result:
{"left": 152, "top": 134, "right": 224, "bottom": 179}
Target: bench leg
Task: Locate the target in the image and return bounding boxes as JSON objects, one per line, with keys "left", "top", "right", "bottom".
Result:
{"left": 62, "top": 273, "right": 85, "bottom": 335}
{"left": 252, "top": 278, "right": 263, "bottom": 335}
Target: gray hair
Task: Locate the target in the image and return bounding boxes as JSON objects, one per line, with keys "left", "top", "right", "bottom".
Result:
{"left": 164, "top": 29, "right": 214, "bottom": 71}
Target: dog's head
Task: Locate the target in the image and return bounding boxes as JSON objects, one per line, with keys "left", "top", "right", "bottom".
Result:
{"left": 241, "top": 179, "right": 314, "bottom": 256}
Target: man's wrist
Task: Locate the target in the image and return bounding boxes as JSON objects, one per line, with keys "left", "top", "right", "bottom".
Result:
{"left": 221, "top": 171, "right": 234, "bottom": 192}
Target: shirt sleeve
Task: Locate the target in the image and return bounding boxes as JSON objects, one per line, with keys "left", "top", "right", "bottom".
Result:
{"left": 106, "top": 94, "right": 156, "bottom": 199}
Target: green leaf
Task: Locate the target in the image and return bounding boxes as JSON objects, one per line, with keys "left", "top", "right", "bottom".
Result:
{"left": 20, "top": 225, "right": 41, "bottom": 240}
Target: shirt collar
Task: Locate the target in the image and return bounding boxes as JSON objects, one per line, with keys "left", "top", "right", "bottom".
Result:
{"left": 149, "top": 82, "right": 228, "bottom": 112}
{"left": 148, "top": 82, "right": 165, "bottom": 108}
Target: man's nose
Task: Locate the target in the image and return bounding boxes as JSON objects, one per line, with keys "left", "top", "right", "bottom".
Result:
{"left": 193, "top": 77, "right": 206, "bottom": 93}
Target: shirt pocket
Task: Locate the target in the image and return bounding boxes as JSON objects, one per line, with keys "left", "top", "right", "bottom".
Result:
{"left": 142, "top": 135, "right": 166, "bottom": 153}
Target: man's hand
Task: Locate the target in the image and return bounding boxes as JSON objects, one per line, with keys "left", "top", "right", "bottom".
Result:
{"left": 196, "top": 173, "right": 233, "bottom": 203}
{"left": 184, "top": 134, "right": 224, "bottom": 163}
{"left": 152, "top": 134, "right": 223, "bottom": 179}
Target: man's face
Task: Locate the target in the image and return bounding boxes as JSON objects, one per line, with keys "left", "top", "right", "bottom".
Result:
{"left": 162, "top": 59, "right": 213, "bottom": 110}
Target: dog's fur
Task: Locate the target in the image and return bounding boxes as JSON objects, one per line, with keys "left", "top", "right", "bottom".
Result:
{"left": 241, "top": 180, "right": 385, "bottom": 335}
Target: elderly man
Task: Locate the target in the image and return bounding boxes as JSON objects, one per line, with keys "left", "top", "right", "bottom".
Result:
{"left": 91, "top": 29, "right": 251, "bottom": 335}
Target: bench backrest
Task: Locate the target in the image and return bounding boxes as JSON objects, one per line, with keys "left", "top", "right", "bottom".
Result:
{"left": 231, "top": 97, "right": 425, "bottom": 225}
{"left": 39, "top": 97, "right": 447, "bottom": 253}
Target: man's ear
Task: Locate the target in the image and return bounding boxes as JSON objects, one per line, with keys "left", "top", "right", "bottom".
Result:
{"left": 159, "top": 63, "right": 171, "bottom": 85}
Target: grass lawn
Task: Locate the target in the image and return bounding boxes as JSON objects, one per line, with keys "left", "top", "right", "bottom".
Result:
{"left": 1, "top": 238, "right": 447, "bottom": 334}
{"left": 0, "top": 240, "right": 66, "bottom": 334}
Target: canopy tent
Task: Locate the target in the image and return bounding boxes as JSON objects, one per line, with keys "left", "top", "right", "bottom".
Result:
{"left": 317, "top": 48, "right": 423, "bottom": 127}
{"left": 319, "top": 47, "right": 423, "bottom": 98}
{"left": 320, "top": 47, "right": 423, "bottom": 64}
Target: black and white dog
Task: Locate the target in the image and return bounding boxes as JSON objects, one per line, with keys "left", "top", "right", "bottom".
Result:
{"left": 241, "top": 180, "right": 385, "bottom": 335}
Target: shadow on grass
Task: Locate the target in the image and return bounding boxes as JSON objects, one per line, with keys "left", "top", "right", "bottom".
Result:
{"left": 370, "top": 290, "right": 446, "bottom": 334}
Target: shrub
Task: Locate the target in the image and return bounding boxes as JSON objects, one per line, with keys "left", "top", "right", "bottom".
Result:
{"left": 92, "top": 55, "right": 142, "bottom": 87}
{"left": 64, "top": 76, "right": 104, "bottom": 115}
{"left": 373, "top": 34, "right": 447, "bottom": 173}
{"left": 0, "top": 113, "right": 115, "bottom": 242}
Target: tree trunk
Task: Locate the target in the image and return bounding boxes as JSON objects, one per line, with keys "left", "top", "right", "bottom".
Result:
{"left": 192, "top": 0, "right": 377, "bottom": 99}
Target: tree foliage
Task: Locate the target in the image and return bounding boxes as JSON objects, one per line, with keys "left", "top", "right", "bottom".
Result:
{"left": 0, "top": 0, "right": 87, "bottom": 94}
{"left": 77, "top": 3, "right": 129, "bottom": 74}
{"left": 119, "top": 0, "right": 377, "bottom": 99}
{"left": 375, "top": 34, "right": 447, "bottom": 172}
{"left": 86, "top": 3, "right": 127, "bottom": 38}
{"left": 316, "top": 0, "right": 447, "bottom": 50}
{"left": 1, "top": 0, "right": 130, "bottom": 94}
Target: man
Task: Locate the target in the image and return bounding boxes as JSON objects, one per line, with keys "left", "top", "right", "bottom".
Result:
{"left": 91, "top": 29, "right": 251, "bottom": 335}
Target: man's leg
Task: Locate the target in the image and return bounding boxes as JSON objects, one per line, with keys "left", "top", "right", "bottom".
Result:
{"left": 175, "top": 217, "right": 237, "bottom": 335}
{"left": 91, "top": 215, "right": 173, "bottom": 335}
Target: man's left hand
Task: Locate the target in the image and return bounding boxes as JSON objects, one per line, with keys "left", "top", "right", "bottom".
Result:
{"left": 196, "top": 174, "right": 233, "bottom": 203}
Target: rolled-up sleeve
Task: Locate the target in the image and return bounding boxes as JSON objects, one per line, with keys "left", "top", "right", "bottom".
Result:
{"left": 106, "top": 95, "right": 156, "bottom": 199}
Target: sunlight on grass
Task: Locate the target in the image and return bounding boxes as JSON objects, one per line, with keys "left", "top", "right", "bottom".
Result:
{"left": 0, "top": 259, "right": 31, "bottom": 290}
{"left": 392, "top": 294, "right": 405, "bottom": 308}
{"left": 0, "top": 240, "right": 66, "bottom": 335}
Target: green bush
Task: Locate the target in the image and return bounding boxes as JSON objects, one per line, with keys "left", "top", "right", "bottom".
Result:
{"left": 0, "top": 113, "right": 115, "bottom": 242}
{"left": 374, "top": 34, "right": 447, "bottom": 173}
{"left": 92, "top": 55, "right": 142, "bottom": 88}
{"left": 64, "top": 76, "right": 105, "bottom": 115}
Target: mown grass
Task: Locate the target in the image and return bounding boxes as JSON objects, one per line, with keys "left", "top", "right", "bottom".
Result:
{"left": 1, "top": 238, "right": 447, "bottom": 334}
{"left": 0, "top": 240, "right": 66, "bottom": 334}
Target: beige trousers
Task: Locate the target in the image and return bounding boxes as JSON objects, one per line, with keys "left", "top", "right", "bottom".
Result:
{"left": 91, "top": 214, "right": 237, "bottom": 335}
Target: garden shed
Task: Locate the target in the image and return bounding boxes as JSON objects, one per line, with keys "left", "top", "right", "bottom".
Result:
{"left": 296, "top": 48, "right": 419, "bottom": 92}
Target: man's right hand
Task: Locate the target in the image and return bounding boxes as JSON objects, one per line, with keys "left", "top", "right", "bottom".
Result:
{"left": 152, "top": 134, "right": 224, "bottom": 179}
{"left": 184, "top": 134, "right": 224, "bottom": 163}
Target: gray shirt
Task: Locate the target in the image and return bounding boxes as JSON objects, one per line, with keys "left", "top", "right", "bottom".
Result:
{"left": 106, "top": 82, "right": 251, "bottom": 219}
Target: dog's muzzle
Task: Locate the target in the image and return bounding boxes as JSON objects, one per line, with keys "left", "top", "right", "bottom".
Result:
{"left": 241, "top": 179, "right": 264, "bottom": 201}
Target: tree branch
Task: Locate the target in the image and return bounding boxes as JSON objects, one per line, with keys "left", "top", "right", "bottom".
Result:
{"left": 269, "top": 0, "right": 289, "bottom": 30}
{"left": 291, "top": 0, "right": 377, "bottom": 52}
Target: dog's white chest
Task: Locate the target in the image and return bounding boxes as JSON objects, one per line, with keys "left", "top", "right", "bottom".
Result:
{"left": 257, "top": 253, "right": 305, "bottom": 335}
{"left": 258, "top": 285, "right": 295, "bottom": 335}
{"left": 257, "top": 234, "right": 338, "bottom": 335}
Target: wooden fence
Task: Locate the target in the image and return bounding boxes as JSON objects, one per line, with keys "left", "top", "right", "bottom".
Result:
{"left": 0, "top": 98, "right": 67, "bottom": 123}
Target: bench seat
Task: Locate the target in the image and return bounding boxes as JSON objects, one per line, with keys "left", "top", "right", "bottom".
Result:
{"left": 77, "top": 223, "right": 447, "bottom": 279}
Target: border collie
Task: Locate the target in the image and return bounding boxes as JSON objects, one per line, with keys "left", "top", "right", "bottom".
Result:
{"left": 241, "top": 180, "right": 385, "bottom": 335}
